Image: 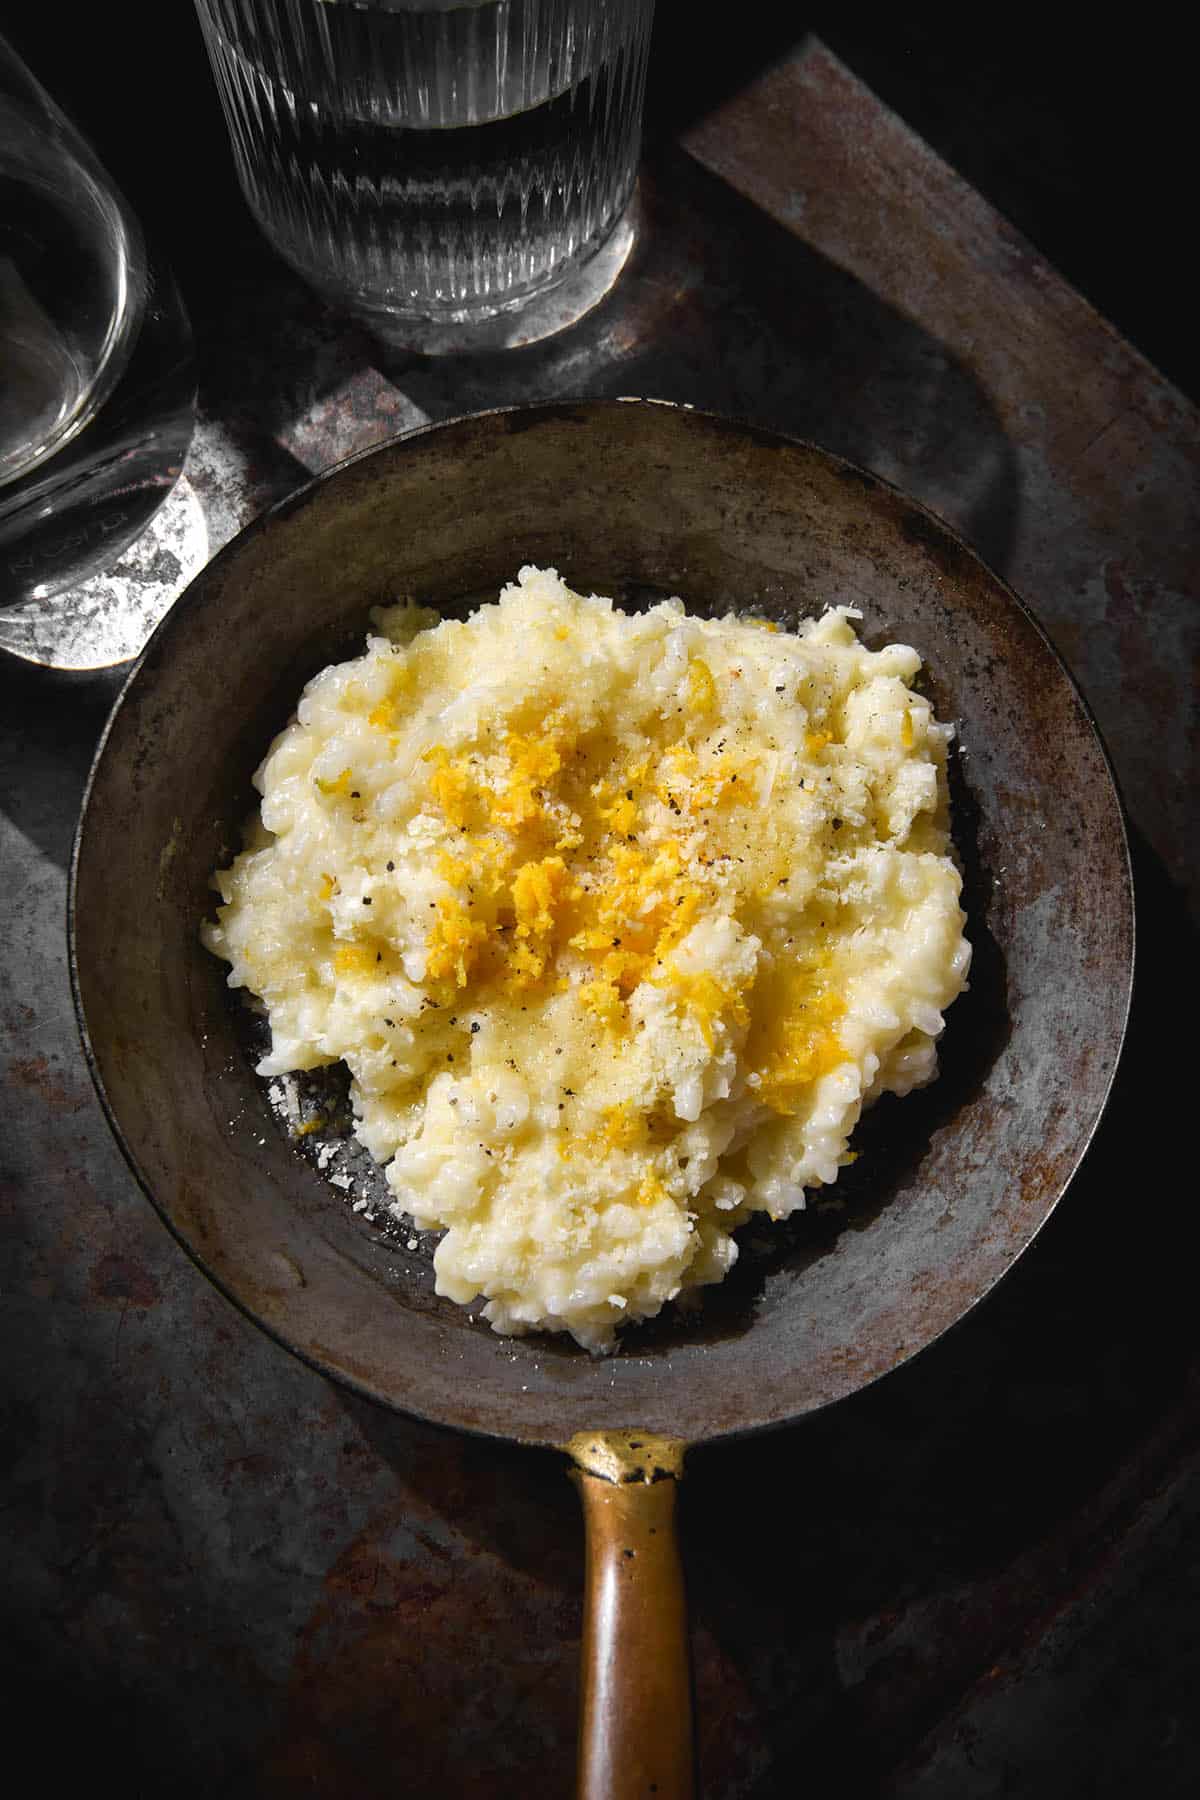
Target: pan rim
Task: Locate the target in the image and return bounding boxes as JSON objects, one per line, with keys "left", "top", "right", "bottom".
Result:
{"left": 68, "top": 397, "right": 1136, "bottom": 1451}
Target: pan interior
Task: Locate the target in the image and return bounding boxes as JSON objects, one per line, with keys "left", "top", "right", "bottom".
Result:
{"left": 72, "top": 403, "right": 1133, "bottom": 1448}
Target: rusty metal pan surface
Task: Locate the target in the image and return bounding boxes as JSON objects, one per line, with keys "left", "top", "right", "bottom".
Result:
{"left": 70, "top": 400, "right": 1133, "bottom": 1449}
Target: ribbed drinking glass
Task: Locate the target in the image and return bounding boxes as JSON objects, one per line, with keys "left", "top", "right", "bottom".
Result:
{"left": 194, "top": 0, "right": 655, "bottom": 350}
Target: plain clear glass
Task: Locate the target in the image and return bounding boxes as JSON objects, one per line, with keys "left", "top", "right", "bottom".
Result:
{"left": 193, "top": 0, "right": 655, "bottom": 350}
{"left": 0, "top": 32, "right": 195, "bottom": 610}
{"left": 0, "top": 32, "right": 143, "bottom": 487}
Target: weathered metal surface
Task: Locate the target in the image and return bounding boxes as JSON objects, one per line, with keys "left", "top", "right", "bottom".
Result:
{"left": 2, "top": 35, "right": 1197, "bottom": 1799}
{"left": 684, "top": 42, "right": 1199, "bottom": 923}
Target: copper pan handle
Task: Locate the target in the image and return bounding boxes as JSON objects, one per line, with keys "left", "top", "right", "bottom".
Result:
{"left": 567, "top": 1431, "right": 694, "bottom": 1800}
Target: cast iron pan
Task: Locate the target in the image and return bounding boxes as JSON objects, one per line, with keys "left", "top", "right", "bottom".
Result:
{"left": 71, "top": 402, "right": 1133, "bottom": 1798}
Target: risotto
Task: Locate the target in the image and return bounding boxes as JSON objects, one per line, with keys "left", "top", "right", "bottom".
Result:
{"left": 203, "top": 567, "right": 970, "bottom": 1350}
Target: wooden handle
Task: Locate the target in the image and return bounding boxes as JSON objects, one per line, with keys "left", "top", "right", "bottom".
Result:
{"left": 567, "top": 1432, "right": 694, "bottom": 1800}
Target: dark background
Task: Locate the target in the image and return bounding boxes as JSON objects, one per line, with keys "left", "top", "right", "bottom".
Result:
{"left": 3, "top": 10, "right": 1194, "bottom": 1798}
{"left": 3, "top": 10, "right": 1191, "bottom": 402}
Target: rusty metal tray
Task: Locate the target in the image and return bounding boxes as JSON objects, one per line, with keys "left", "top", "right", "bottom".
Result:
{"left": 2, "top": 35, "right": 1197, "bottom": 1798}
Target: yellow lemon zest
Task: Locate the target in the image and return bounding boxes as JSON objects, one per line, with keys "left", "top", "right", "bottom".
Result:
{"left": 656, "top": 742, "right": 756, "bottom": 812}
{"left": 425, "top": 897, "right": 487, "bottom": 987}
{"left": 686, "top": 657, "right": 717, "bottom": 711}
{"left": 747, "top": 978, "right": 847, "bottom": 1114}
{"left": 505, "top": 940, "right": 546, "bottom": 990}
{"left": 333, "top": 943, "right": 379, "bottom": 977}
{"left": 316, "top": 767, "right": 353, "bottom": 797}
{"left": 578, "top": 976, "right": 624, "bottom": 1027}
{"left": 659, "top": 968, "right": 748, "bottom": 1049}
{"left": 598, "top": 1104, "right": 642, "bottom": 1153}
{"left": 494, "top": 730, "right": 566, "bottom": 828}
{"left": 512, "top": 855, "right": 569, "bottom": 942}
{"left": 424, "top": 747, "right": 476, "bottom": 830}
{"left": 436, "top": 851, "right": 472, "bottom": 887}
{"left": 635, "top": 1171, "right": 667, "bottom": 1208}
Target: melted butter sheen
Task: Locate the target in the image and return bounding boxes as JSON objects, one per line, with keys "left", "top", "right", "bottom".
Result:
{"left": 203, "top": 568, "right": 971, "bottom": 1351}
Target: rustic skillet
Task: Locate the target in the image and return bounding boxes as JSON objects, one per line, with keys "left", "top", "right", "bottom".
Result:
{"left": 71, "top": 402, "right": 1133, "bottom": 1798}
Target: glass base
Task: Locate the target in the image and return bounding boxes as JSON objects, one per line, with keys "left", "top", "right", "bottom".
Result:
{"left": 0, "top": 468, "right": 207, "bottom": 669}
{"left": 311, "top": 194, "right": 640, "bottom": 357}
{"left": 0, "top": 252, "right": 195, "bottom": 629}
